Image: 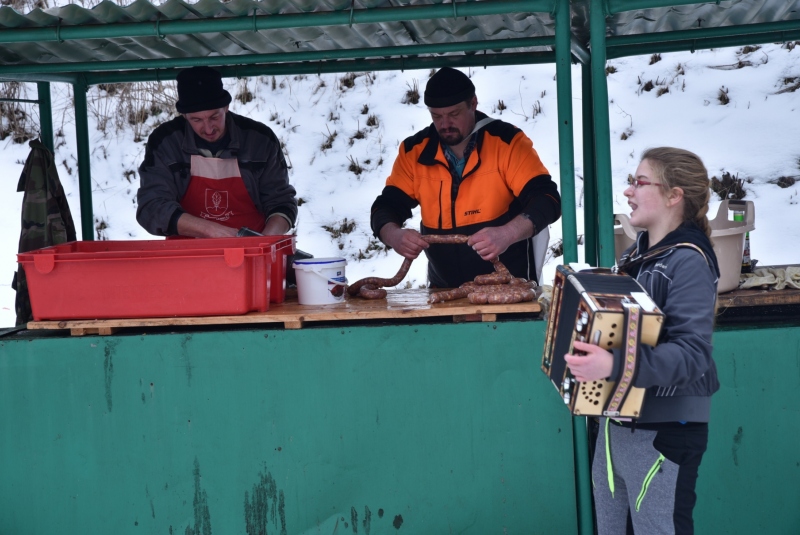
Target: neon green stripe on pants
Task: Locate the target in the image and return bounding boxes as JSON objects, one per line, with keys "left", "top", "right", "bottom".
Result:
{"left": 605, "top": 418, "right": 614, "bottom": 497}
{"left": 635, "top": 454, "right": 666, "bottom": 511}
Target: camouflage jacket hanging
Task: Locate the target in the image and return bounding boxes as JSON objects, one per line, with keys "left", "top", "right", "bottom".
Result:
{"left": 13, "top": 138, "right": 77, "bottom": 325}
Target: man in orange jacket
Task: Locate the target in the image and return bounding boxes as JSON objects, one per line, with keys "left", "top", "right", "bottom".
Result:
{"left": 370, "top": 67, "right": 561, "bottom": 288}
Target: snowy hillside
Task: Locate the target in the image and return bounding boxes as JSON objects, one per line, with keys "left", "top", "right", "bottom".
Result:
{"left": 2, "top": 42, "right": 800, "bottom": 326}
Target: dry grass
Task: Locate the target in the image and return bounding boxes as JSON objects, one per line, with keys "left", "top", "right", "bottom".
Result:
{"left": 347, "top": 155, "right": 363, "bottom": 175}
{"left": 710, "top": 171, "right": 746, "bottom": 200}
{"left": 321, "top": 126, "right": 337, "bottom": 151}
{"left": 402, "top": 80, "right": 420, "bottom": 105}
{"left": 0, "top": 82, "right": 38, "bottom": 144}
{"left": 339, "top": 73, "right": 357, "bottom": 91}
{"left": 349, "top": 121, "right": 366, "bottom": 145}
{"left": 322, "top": 218, "right": 356, "bottom": 239}
{"left": 717, "top": 86, "right": 730, "bottom": 105}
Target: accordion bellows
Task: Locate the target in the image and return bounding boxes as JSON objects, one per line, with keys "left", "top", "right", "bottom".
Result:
{"left": 541, "top": 265, "right": 665, "bottom": 419}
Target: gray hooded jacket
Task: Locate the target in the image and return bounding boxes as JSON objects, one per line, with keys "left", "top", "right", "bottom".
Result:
{"left": 614, "top": 229, "right": 721, "bottom": 423}
{"left": 137, "top": 112, "right": 297, "bottom": 236}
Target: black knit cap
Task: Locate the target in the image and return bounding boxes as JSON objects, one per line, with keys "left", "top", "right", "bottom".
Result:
{"left": 423, "top": 67, "right": 476, "bottom": 108}
{"left": 175, "top": 66, "right": 233, "bottom": 114}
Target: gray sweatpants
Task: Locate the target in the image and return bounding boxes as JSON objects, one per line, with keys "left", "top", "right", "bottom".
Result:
{"left": 592, "top": 418, "right": 708, "bottom": 535}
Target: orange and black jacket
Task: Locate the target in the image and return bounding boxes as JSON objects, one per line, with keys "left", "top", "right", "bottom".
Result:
{"left": 371, "top": 112, "right": 561, "bottom": 287}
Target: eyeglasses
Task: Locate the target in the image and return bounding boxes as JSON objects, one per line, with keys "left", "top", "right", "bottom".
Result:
{"left": 626, "top": 176, "right": 663, "bottom": 189}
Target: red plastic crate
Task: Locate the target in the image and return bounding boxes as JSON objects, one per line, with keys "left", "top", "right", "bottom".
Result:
{"left": 17, "top": 238, "right": 293, "bottom": 320}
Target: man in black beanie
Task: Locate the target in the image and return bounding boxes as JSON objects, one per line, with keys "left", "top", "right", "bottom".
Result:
{"left": 370, "top": 67, "right": 561, "bottom": 287}
{"left": 137, "top": 66, "right": 297, "bottom": 238}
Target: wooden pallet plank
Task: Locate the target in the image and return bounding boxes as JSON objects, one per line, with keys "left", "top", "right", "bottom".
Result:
{"left": 26, "top": 289, "right": 541, "bottom": 335}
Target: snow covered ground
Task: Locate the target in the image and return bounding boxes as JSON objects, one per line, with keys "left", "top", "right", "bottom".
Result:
{"left": 2, "top": 42, "right": 799, "bottom": 326}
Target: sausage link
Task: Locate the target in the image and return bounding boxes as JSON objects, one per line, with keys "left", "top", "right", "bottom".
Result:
{"left": 491, "top": 258, "right": 511, "bottom": 274}
{"left": 487, "top": 288, "right": 536, "bottom": 304}
{"left": 474, "top": 272, "right": 513, "bottom": 285}
{"left": 358, "top": 284, "right": 388, "bottom": 299}
{"left": 466, "top": 282, "right": 536, "bottom": 304}
{"left": 429, "top": 287, "right": 470, "bottom": 304}
{"left": 350, "top": 235, "right": 468, "bottom": 300}
{"left": 351, "top": 233, "right": 524, "bottom": 301}
{"left": 421, "top": 234, "right": 469, "bottom": 244}
{"left": 347, "top": 258, "right": 413, "bottom": 298}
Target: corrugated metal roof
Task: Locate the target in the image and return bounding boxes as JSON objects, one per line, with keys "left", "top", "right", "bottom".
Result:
{"left": 0, "top": 0, "right": 556, "bottom": 81}
{"left": 0, "top": 0, "right": 799, "bottom": 82}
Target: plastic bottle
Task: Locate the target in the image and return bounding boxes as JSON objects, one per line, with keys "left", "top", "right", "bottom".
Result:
{"left": 741, "top": 229, "right": 752, "bottom": 274}
{"left": 729, "top": 199, "right": 752, "bottom": 274}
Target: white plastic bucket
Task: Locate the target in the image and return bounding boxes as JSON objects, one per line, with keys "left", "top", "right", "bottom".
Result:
{"left": 292, "top": 257, "right": 347, "bottom": 305}
{"left": 614, "top": 199, "right": 756, "bottom": 294}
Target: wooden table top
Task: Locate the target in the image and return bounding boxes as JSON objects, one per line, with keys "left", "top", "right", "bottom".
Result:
{"left": 26, "top": 288, "right": 542, "bottom": 336}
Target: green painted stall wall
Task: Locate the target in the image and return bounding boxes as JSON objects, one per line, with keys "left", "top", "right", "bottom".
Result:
{"left": 3, "top": 320, "right": 799, "bottom": 534}
{"left": 0, "top": 321, "right": 577, "bottom": 535}
{"left": 695, "top": 323, "right": 800, "bottom": 535}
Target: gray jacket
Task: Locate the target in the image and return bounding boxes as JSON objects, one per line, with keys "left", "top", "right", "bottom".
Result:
{"left": 137, "top": 112, "right": 297, "bottom": 236}
{"left": 615, "top": 233, "right": 720, "bottom": 423}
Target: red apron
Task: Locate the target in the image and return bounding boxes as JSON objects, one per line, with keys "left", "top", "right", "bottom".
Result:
{"left": 179, "top": 154, "right": 266, "bottom": 232}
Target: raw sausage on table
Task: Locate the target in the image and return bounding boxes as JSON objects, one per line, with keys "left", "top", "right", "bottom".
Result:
{"left": 347, "top": 235, "right": 469, "bottom": 299}
{"left": 347, "top": 257, "right": 412, "bottom": 299}
{"left": 347, "top": 233, "right": 535, "bottom": 303}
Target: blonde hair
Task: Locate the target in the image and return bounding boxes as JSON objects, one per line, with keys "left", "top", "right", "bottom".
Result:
{"left": 641, "top": 147, "right": 712, "bottom": 237}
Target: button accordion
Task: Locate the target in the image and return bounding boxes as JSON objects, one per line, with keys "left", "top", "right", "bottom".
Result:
{"left": 541, "top": 265, "right": 665, "bottom": 419}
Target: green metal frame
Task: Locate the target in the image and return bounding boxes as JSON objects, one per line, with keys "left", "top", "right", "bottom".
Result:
{"left": 35, "top": 82, "right": 54, "bottom": 155}
{"left": 607, "top": 19, "right": 800, "bottom": 59}
{"left": 589, "top": 0, "right": 616, "bottom": 267}
{"left": 579, "top": 0, "right": 800, "bottom": 268}
{"left": 0, "top": 87, "right": 54, "bottom": 154}
{"left": 0, "top": 37, "right": 556, "bottom": 77}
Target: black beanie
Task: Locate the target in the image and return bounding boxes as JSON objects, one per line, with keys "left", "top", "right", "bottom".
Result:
{"left": 423, "top": 67, "right": 476, "bottom": 108}
{"left": 175, "top": 66, "right": 233, "bottom": 114}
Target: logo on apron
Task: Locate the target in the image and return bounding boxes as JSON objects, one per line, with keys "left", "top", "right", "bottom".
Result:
{"left": 201, "top": 189, "right": 233, "bottom": 221}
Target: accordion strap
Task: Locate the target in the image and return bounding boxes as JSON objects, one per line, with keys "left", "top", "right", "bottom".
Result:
{"left": 616, "top": 242, "right": 709, "bottom": 275}
{"left": 604, "top": 302, "right": 642, "bottom": 417}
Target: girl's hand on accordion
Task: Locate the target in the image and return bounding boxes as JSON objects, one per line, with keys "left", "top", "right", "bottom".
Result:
{"left": 565, "top": 341, "right": 614, "bottom": 383}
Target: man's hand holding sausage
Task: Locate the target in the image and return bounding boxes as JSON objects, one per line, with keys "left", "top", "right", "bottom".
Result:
{"left": 379, "top": 223, "right": 430, "bottom": 260}
{"left": 467, "top": 214, "right": 534, "bottom": 261}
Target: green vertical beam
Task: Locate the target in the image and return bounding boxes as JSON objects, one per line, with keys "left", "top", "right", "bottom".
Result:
{"left": 555, "top": 0, "right": 577, "bottom": 265}
{"left": 72, "top": 77, "right": 94, "bottom": 241}
{"left": 555, "top": 2, "right": 592, "bottom": 533}
{"left": 35, "top": 82, "right": 54, "bottom": 154}
{"left": 581, "top": 61, "right": 598, "bottom": 266}
{"left": 590, "top": 0, "right": 615, "bottom": 267}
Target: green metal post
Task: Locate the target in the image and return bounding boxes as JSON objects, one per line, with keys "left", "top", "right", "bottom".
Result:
{"left": 555, "top": 0, "right": 577, "bottom": 265}
{"left": 35, "top": 82, "right": 54, "bottom": 154}
{"left": 581, "top": 61, "right": 598, "bottom": 266}
{"left": 556, "top": 2, "right": 592, "bottom": 533}
{"left": 590, "top": 0, "right": 615, "bottom": 267}
{"left": 72, "top": 77, "right": 94, "bottom": 241}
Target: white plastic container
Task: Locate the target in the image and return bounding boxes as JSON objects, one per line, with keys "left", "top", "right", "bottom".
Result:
{"left": 614, "top": 199, "right": 755, "bottom": 294}
{"left": 292, "top": 257, "right": 347, "bottom": 305}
